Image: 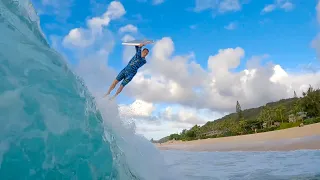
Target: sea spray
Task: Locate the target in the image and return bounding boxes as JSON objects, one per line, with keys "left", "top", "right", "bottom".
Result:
{"left": 95, "top": 99, "right": 174, "bottom": 180}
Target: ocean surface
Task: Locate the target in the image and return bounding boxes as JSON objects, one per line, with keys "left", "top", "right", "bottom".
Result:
{"left": 0, "top": 0, "right": 320, "bottom": 179}
{"left": 162, "top": 150, "right": 320, "bottom": 180}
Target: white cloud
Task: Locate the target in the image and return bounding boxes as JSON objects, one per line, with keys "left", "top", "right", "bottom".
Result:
{"left": 124, "top": 37, "right": 320, "bottom": 115}
{"left": 119, "top": 24, "right": 138, "bottom": 33}
{"left": 219, "top": 0, "right": 241, "bottom": 13}
{"left": 63, "top": 1, "right": 125, "bottom": 49}
{"left": 224, "top": 22, "right": 237, "bottom": 30}
{"left": 262, "top": 4, "right": 276, "bottom": 13}
{"left": 121, "top": 104, "right": 227, "bottom": 140}
{"left": 261, "top": 0, "right": 294, "bottom": 14}
{"left": 270, "top": 64, "right": 288, "bottom": 82}
{"left": 63, "top": 28, "right": 95, "bottom": 48}
{"left": 280, "top": 2, "right": 294, "bottom": 11}
{"left": 194, "top": 0, "right": 243, "bottom": 14}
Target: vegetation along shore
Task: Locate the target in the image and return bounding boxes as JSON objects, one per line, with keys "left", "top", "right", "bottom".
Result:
{"left": 153, "top": 85, "right": 320, "bottom": 144}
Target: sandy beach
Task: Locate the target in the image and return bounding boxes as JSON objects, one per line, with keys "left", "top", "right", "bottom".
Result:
{"left": 155, "top": 123, "right": 320, "bottom": 152}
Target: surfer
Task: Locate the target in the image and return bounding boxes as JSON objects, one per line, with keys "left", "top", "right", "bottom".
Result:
{"left": 104, "top": 42, "right": 150, "bottom": 100}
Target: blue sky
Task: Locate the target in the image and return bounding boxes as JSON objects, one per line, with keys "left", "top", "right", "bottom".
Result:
{"left": 34, "top": 0, "right": 319, "bottom": 70}
{"left": 31, "top": 0, "right": 320, "bottom": 139}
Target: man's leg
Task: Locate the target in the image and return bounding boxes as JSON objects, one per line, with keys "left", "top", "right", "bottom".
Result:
{"left": 105, "top": 79, "right": 119, "bottom": 96}
{"left": 113, "top": 84, "right": 124, "bottom": 97}
{"left": 110, "top": 74, "right": 133, "bottom": 99}
{"left": 104, "top": 69, "right": 125, "bottom": 97}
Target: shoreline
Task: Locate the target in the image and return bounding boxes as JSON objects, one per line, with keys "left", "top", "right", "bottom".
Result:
{"left": 155, "top": 123, "right": 320, "bottom": 152}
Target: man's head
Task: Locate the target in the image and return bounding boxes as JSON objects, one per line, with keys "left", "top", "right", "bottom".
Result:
{"left": 141, "top": 48, "right": 149, "bottom": 58}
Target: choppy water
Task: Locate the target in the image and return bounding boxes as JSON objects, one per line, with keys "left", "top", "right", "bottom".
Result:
{"left": 162, "top": 150, "right": 320, "bottom": 180}
{"left": 1, "top": 0, "right": 320, "bottom": 179}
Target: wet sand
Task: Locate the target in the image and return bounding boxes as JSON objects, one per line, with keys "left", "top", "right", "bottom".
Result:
{"left": 155, "top": 123, "right": 320, "bottom": 152}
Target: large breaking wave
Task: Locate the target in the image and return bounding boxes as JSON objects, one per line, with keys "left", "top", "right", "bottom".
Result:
{"left": 0, "top": 0, "right": 174, "bottom": 179}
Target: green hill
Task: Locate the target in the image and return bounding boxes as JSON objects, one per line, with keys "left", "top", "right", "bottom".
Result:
{"left": 154, "top": 86, "right": 320, "bottom": 143}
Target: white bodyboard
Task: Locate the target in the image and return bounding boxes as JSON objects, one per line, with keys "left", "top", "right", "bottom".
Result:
{"left": 122, "top": 39, "right": 154, "bottom": 46}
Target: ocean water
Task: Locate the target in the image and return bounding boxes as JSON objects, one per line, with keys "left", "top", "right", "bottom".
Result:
{"left": 1, "top": 0, "right": 320, "bottom": 180}
{"left": 162, "top": 150, "right": 320, "bottom": 180}
{"left": 0, "top": 0, "right": 172, "bottom": 179}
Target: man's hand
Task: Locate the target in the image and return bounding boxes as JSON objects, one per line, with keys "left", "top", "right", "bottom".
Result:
{"left": 138, "top": 40, "right": 153, "bottom": 47}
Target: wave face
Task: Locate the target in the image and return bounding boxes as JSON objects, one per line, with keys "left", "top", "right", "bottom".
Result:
{"left": 0, "top": 0, "right": 172, "bottom": 179}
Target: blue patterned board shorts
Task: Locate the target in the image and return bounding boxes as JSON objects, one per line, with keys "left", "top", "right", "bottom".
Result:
{"left": 116, "top": 68, "right": 136, "bottom": 86}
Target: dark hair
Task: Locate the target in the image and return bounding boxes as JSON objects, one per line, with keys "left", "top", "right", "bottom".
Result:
{"left": 143, "top": 48, "right": 149, "bottom": 52}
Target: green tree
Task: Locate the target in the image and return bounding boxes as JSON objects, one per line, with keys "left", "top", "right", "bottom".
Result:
{"left": 239, "top": 119, "right": 247, "bottom": 134}
{"left": 257, "top": 105, "right": 273, "bottom": 128}
{"left": 293, "top": 99, "right": 302, "bottom": 115}
{"left": 169, "top": 133, "right": 180, "bottom": 140}
{"left": 300, "top": 85, "right": 320, "bottom": 117}
{"left": 236, "top": 100, "right": 243, "bottom": 121}
{"left": 275, "top": 105, "right": 286, "bottom": 123}
{"left": 184, "top": 125, "right": 201, "bottom": 140}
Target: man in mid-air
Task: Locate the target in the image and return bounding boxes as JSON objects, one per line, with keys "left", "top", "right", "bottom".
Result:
{"left": 104, "top": 42, "right": 150, "bottom": 100}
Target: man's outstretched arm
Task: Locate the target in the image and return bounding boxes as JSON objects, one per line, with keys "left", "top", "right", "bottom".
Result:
{"left": 134, "top": 43, "right": 144, "bottom": 57}
{"left": 135, "top": 45, "right": 142, "bottom": 53}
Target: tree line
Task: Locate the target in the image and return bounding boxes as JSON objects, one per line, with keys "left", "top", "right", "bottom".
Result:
{"left": 155, "top": 85, "right": 320, "bottom": 143}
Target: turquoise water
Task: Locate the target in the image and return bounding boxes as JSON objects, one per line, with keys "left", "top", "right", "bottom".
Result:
{"left": 1, "top": 0, "right": 320, "bottom": 180}
{"left": 0, "top": 0, "right": 172, "bottom": 179}
{"left": 163, "top": 150, "right": 320, "bottom": 180}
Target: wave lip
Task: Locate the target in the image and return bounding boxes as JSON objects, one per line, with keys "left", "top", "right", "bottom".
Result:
{"left": 0, "top": 0, "right": 116, "bottom": 179}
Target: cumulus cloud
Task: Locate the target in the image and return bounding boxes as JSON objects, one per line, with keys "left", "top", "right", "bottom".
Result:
{"left": 158, "top": 106, "right": 225, "bottom": 125}
{"left": 261, "top": 0, "right": 294, "bottom": 14}
{"left": 119, "top": 24, "right": 138, "bottom": 33}
{"left": 124, "top": 37, "right": 320, "bottom": 115}
{"left": 62, "top": 1, "right": 125, "bottom": 49}
{"left": 280, "top": 1, "right": 294, "bottom": 11}
{"left": 261, "top": 4, "right": 276, "bottom": 13}
{"left": 119, "top": 102, "right": 227, "bottom": 139}
{"left": 224, "top": 22, "right": 237, "bottom": 30}
{"left": 194, "top": 0, "right": 243, "bottom": 14}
